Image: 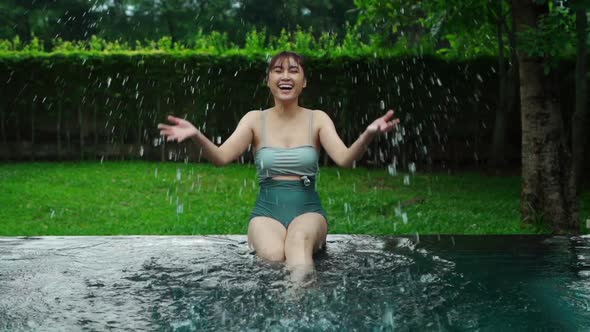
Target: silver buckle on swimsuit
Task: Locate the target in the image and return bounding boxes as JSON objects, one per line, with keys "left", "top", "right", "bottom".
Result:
{"left": 301, "top": 175, "right": 311, "bottom": 187}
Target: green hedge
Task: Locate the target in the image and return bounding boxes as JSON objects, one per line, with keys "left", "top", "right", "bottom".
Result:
{"left": 1, "top": 33, "right": 579, "bottom": 167}
{"left": 0, "top": 50, "right": 514, "bottom": 168}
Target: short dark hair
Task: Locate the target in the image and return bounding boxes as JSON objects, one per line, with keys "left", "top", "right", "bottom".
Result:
{"left": 267, "top": 51, "right": 306, "bottom": 78}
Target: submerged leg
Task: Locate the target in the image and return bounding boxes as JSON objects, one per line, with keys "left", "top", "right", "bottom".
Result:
{"left": 284, "top": 213, "right": 327, "bottom": 282}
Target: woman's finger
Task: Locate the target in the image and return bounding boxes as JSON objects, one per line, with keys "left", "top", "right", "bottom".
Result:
{"left": 381, "top": 110, "right": 394, "bottom": 121}
{"left": 167, "top": 115, "right": 181, "bottom": 124}
{"left": 382, "top": 122, "right": 394, "bottom": 132}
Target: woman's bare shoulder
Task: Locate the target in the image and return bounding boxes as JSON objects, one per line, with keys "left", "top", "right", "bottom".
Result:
{"left": 241, "top": 109, "right": 268, "bottom": 123}
{"left": 309, "top": 109, "right": 332, "bottom": 123}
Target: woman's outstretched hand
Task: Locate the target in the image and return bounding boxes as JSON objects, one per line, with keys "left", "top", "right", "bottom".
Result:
{"left": 157, "top": 115, "right": 199, "bottom": 143}
{"left": 366, "top": 109, "right": 399, "bottom": 135}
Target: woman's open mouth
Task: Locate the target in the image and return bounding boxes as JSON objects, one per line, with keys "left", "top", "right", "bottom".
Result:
{"left": 278, "top": 83, "right": 294, "bottom": 91}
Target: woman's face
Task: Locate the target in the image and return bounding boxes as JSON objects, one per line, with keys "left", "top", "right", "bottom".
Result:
{"left": 267, "top": 56, "right": 307, "bottom": 102}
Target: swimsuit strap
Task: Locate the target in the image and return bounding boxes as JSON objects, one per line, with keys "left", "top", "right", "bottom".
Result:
{"left": 262, "top": 110, "right": 266, "bottom": 147}
{"left": 309, "top": 110, "right": 313, "bottom": 145}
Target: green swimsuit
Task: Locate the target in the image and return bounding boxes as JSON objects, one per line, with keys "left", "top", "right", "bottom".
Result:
{"left": 249, "top": 110, "right": 328, "bottom": 228}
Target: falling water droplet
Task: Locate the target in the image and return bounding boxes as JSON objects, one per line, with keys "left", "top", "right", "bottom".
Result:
{"left": 388, "top": 164, "right": 397, "bottom": 176}
{"left": 403, "top": 175, "right": 410, "bottom": 185}
{"left": 382, "top": 306, "right": 395, "bottom": 329}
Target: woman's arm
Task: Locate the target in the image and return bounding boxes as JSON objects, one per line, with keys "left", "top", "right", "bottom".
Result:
{"left": 158, "top": 111, "right": 256, "bottom": 166}
{"left": 317, "top": 110, "right": 398, "bottom": 168}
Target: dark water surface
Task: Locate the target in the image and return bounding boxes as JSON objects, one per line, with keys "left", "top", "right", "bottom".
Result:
{"left": 1, "top": 235, "right": 589, "bottom": 331}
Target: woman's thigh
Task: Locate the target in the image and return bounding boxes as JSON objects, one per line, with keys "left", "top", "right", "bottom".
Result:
{"left": 285, "top": 213, "right": 328, "bottom": 254}
{"left": 248, "top": 217, "right": 288, "bottom": 261}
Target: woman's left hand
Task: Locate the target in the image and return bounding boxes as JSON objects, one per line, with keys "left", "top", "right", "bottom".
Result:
{"left": 366, "top": 109, "right": 399, "bottom": 135}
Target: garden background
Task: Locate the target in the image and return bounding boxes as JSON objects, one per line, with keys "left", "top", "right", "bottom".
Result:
{"left": 1, "top": 0, "right": 589, "bottom": 235}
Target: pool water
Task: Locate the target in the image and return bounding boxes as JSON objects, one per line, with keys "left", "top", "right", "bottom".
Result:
{"left": 1, "top": 235, "right": 589, "bottom": 331}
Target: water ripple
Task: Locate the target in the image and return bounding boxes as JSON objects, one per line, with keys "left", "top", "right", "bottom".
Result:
{"left": 0, "top": 235, "right": 589, "bottom": 331}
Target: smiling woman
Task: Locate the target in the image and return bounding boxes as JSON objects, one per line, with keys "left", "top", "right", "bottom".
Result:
{"left": 157, "top": 50, "right": 399, "bottom": 282}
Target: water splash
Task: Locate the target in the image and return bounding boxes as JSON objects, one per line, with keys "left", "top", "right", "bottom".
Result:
{"left": 403, "top": 175, "right": 410, "bottom": 186}
{"left": 388, "top": 164, "right": 397, "bottom": 176}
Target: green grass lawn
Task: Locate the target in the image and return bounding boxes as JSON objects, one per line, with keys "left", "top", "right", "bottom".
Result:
{"left": 1, "top": 161, "right": 588, "bottom": 235}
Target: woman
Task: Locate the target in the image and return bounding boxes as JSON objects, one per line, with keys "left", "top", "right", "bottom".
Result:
{"left": 158, "top": 51, "right": 398, "bottom": 277}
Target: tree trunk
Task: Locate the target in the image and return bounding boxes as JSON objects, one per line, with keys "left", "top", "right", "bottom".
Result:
{"left": 0, "top": 104, "right": 5, "bottom": 161}
{"left": 94, "top": 103, "right": 98, "bottom": 159}
{"left": 165, "top": 12, "right": 178, "bottom": 44}
{"left": 512, "top": 0, "right": 578, "bottom": 233}
{"left": 30, "top": 100, "right": 35, "bottom": 161}
{"left": 489, "top": 3, "right": 508, "bottom": 170}
{"left": 505, "top": 0, "right": 521, "bottom": 159}
{"left": 57, "top": 99, "right": 62, "bottom": 160}
{"left": 79, "top": 106, "right": 85, "bottom": 160}
{"left": 158, "top": 94, "right": 165, "bottom": 162}
{"left": 572, "top": 3, "right": 588, "bottom": 189}
{"left": 15, "top": 102, "right": 21, "bottom": 160}
{"left": 507, "top": 0, "right": 520, "bottom": 116}
{"left": 0, "top": 104, "right": 6, "bottom": 148}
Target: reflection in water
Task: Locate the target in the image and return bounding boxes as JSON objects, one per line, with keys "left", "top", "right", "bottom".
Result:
{"left": 0, "top": 235, "right": 589, "bottom": 331}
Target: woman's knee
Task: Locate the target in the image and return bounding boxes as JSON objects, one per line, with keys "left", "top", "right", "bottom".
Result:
{"left": 248, "top": 217, "right": 287, "bottom": 261}
{"left": 285, "top": 229, "right": 311, "bottom": 245}
{"left": 257, "top": 245, "right": 286, "bottom": 262}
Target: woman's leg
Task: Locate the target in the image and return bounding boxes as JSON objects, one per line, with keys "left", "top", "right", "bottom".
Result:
{"left": 248, "top": 217, "right": 287, "bottom": 261}
{"left": 284, "top": 212, "right": 328, "bottom": 267}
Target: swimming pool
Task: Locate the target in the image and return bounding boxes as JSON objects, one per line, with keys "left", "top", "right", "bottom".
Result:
{"left": 1, "top": 235, "right": 589, "bottom": 331}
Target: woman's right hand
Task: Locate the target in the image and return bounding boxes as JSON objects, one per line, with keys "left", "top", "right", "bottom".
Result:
{"left": 157, "top": 115, "right": 199, "bottom": 143}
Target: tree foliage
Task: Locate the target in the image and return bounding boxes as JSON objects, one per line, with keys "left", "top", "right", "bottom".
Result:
{"left": 0, "top": 0, "right": 357, "bottom": 48}
{"left": 1, "top": 0, "right": 586, "bottom": 61}
{"left": 354, "top": 0, "right": 504, "bottom": 57}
